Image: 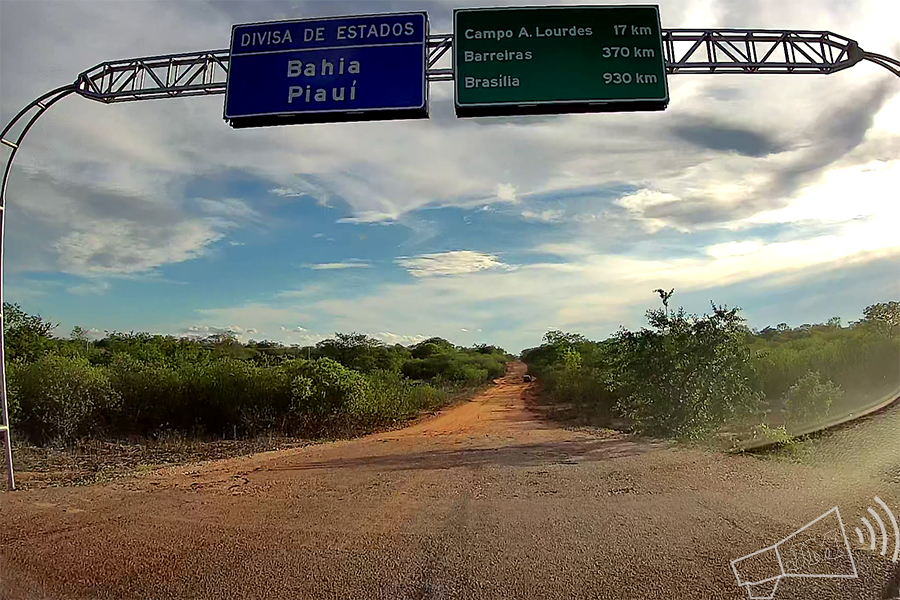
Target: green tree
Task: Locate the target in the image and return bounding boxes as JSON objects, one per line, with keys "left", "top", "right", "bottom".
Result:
{"left": 653, "top": 288, "right": 675, "bottom": 316}
{"left": 862, "top": 301, "right": 900, "bottom": 336}
{"left": 542, "top": 330, "right": 587, "bottom": 347}
{"left": 613, "top": 301, "right": 762, "bottom": 439}
{"left": 316, "top": 333, "right": 393, "bottom": 372}
{"left": 3, "top": 303, "right": 57, "bottom": 362}
{"left": 410, "top": 337, "right": 456, "bottom": 358}
{"left": 561, "top": 347, "right": 582, "bottom": 372}
{"left": 410, "top": 342, "right": 442, "bottom": 359}
{"left": 71, "top": 326, "right": 90, "bottom": 352}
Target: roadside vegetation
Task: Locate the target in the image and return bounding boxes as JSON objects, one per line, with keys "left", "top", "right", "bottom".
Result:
{"left": 2, "top": 303, "right": 510, "bottom": 446}
{"left": 521, "top": 293, "right": 900, "bottom": 444}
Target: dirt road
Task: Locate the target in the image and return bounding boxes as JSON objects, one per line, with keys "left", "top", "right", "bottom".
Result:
{"left": 2, "top": 362, "right": 898, "bottom": 599}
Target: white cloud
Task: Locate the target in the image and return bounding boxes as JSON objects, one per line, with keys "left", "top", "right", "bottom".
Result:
{"left": 195, "top": 198, "right": 260, "bottom": 221}
{"left": 615, "top": 189, "right": 678, "bottom": 212}
{"left": 614, "top": 189, "right": 684, "bottom": 233}
{"left": 746, "top": 160, "right": 900, "bottom": 226}
{"left": 521, "top": 209, "right": 564, "bottom": 222}
{"left": 304, "top": 260, "right": 370, "bottom": 270}
{"left": 280, "top": 326, "right": 307, "bottom": 333}
{"left": 67, "top": 280, "right": 111, "bottom": 295}
{"left": 371, "top": 332, "right": 428, "bottom": 346}
{"left": 396, "top": 250, "right": 510, "bottom": 277}
{"left": 183, "top": 324, "right": 245, "bottom": 336}
{"left": 705, "top": 241, "right": 763, "bottom": 258}
{"left": 269, "top": 187, "right": 304, "bottom": 198}
{"left": 534, "top": 242, "right": 594, "bottom": 257}
{"left": 54, "top": 219, "right": 226, "bottom": 276}
{"left": 195, "top": 304, "right": 315, "bottom": 329}
{"left": 336, "top": 213, "right": 399, "bottom": 224}
{"left": 495, "top": 183, "right": 518, "bottom": 204}
{"left": 4, "top": 279, "right": 56, "bottom": 301}
{"left": 275, "top": 284, "right": 327, "bottom": 299}
{"left": 290, "top": 333, "right": 329, "bottom": 345}
{"left": 191, "top": 206, "right": 899, "bottom": 351}
{"left": 269, "top": 182, "right": 333, "bottom": 207}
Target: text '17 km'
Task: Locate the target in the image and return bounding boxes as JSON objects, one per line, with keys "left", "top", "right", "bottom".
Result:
{"left": 613, "top": 24, "right": 653, "bottom": 35}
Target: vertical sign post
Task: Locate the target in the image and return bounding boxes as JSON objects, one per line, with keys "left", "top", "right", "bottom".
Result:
{"left": 225, "top": 13, "right": 429, "bottom": 128}
{"left": 454, "top": 5, "right": 668, "bottom": 117}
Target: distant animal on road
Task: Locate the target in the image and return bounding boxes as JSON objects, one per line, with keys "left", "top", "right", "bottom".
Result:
{"left": 523, "top": 374, "right": 533, "bottom": 382}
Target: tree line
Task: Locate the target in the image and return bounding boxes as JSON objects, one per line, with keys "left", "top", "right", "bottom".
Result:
{"left": 521, "top": 295, "right": 900, "bottom": 441}
{"left": 2, "top": 303, "right": 510, "bottom": 445}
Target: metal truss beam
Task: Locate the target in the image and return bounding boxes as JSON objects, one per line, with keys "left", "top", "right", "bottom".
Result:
{"left": 666, "top": 29, "right": 867, "bottom": 74}
{"left": 76, "top": 49, "right": 230, "bottom": 103}
{"left": 427, "top": 33, "right": 453, "bottom": 82}
{"left": 73, "top": 29, "right": 900, "bottom": 105}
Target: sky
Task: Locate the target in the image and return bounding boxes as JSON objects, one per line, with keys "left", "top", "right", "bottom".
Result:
{"left": 0, "top": 0, "right": 898, "bottom": 353}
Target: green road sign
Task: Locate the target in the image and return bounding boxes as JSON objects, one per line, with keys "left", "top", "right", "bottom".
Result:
{"left": 453, "top": 5, "right": 668, "bottom": 117}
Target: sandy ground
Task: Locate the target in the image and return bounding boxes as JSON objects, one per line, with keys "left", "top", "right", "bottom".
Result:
{"left": 2, "top": 362, "right": 899, "bottom": 600}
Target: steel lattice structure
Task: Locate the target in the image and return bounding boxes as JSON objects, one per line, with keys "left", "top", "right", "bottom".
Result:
{"left": 70, "top": 30, "right": 899, "bottom": 104}
{"left": 2, "top": 28, "right": 900, "bottom": 490}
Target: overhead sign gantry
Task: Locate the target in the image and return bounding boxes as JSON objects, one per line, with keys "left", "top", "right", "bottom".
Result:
{"left": 3, "top": 10, "right": 900, "bottom": 490}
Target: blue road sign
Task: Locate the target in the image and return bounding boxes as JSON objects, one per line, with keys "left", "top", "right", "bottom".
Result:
{"left": 225, "top": 13, "right": 428, "bottom": 128}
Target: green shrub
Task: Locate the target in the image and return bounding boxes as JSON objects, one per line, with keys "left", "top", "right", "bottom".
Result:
{"left": 10, "top": 355, "right": 120, "bottom": 443}
{"left": 0, "top": 306, "right": 504, "bottom": 443}
{"left": 445, "top": 363, "right": 489, "bottom": 384}
{"left": 523, "top": 295, "right": 899, "bottom": 442}
{"left": 526, "top": 303, "right": 765, "bottom": 439}
{"left": 288, "top": 358, "right": 368, "bottom": 418}
{"left": 403, "top": 382, "right": 446, "bottom": 411}
{"left": 356, "top": 370, "right": 406, "bottom": 421}
{"left": 753, "top": 423, "right": 793, "bottom": 446}
{"left": 402, "top": 355, "right": 450, "bottom": 380}
{"left": 612, "top": 304, "right": 763, "bottom": 440}
{"left": 749, "top": 327, "right": 899, "bottom": 411}
{"left": 402, "top": 351, "right": 503, "bottom": 384}
{"left": 108, "top": 354, "right": 182, "bottom": 434}
{"left": 5, "top": 363, "right": 22, "bottom": 424}
{"left": 470, "top": 353, "right": 506, "bottom": 379}
{"left": 178, "top": 358, "right": 296, "bottom": 434}
{"left": 554, "top": 367, "right": 617, "bottom": 418}
{"left": 239, "top": 363, "right": 293, "bottom": 432}
{"left": 783, "top": 370, "right": 842, "bottom": 424}
{"left": 410, "top": 342, "right": 442, "bottom": 359}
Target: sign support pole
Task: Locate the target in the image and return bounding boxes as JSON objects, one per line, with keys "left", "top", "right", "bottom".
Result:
{"left": 0, "top": 84, "right": 77, "bottom": 491}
